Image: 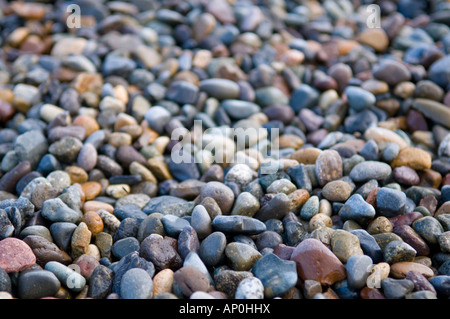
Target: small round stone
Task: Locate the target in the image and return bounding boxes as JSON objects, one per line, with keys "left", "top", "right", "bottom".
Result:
{"left": 120, "top": 268, "right": 153, "bottom": 299}
{"left": 235, "top": 277, "right": 264, "bottom": 299}
{"left": 322, "top": 180, "right": 352, "bottom": 202}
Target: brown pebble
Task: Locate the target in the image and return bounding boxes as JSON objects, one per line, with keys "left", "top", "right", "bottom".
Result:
{"left": 83, "top": 201, "right": 114, "bottom": 214}
{"left": 419, "top": 195, "right": 438, "bottom": 215}
{"left": 81, "top": 211, "right": 104, "bottom": 237}
{"left": 72, "top": 115, "right": 100, "bottom": 137}
{"left": 390, "top": 262, "right": 434, "bottom": 279}
{"left": 391, "top": 147, "right": 432, "bottom": 170}
{"left": 65, "top": 166, "right": 88, "bottom": 184}
{"left": 81, "top": 181, "right": 102, "bottom": 201}
{"left": 290, "top": 238, "right": 346, "bottom": 286}
{"left": 0, "top": 161, "right": 31, "bottom": 193}
{"left": 74, "top": 254, "right": 100, "bottom": 280}
{"left": 419, "top": 169, "right": 442, "bottom": 189}
{"left": 23, "top": 235, "right": 71, "bottom": 267}
{"left": 314, "top": 150, "right": 343, "bottom": 187}
{"left": 71, "top": 222, "right": 92, "bottom": 259}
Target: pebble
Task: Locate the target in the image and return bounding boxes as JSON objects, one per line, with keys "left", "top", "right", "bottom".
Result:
{"left": 251, "top": 253, "right": 297, "bottom": 298}
{"left": 0, "top": 237, "right": 36, "bottom": 273}
{"left": 88, "top": 265, "right": 114, "bottom": 299}
{"left": 391, "top": 147, "right": 432, "bottom": 170}
{"left": 346, "top": 255, "right": 373, "bottom": 290}
{"left": 384, "top": 241, "right": 417, "bottom": 264}
{"left": 381, "top": 278, "right": 414, "bottom": 299}
{"left": 322, "top": 180, "right": 352, "bottom": 202}
{"left": 330, "top": 230, "right": 364, "bottom": 263}
{"left": 349, "top": 161, "right": 392, "bottom": 182}
{"left": 376, "top": 187, "right": 407, "bottom": 218}
{"left": 198, "top": 232, "right": 227, "bottom": 268}
{"left": 120, "top": 268, "right": 153, "bottom": 299}
{"left": 45, "top": 261, "right": 86, "bottom": 292}
{"left": 23, "top": 235, "right": 71, "bottom": 267}
{"left": 314, "top": 150, "right": 343, "bottom": 186}
{"left": 339, "top": 194, "right": 376, "bottom": 226}
{"left": 235, "top": 277, "right": 264, "bottom": 299}
{"left": 0, "top": 0, "right": 449, "bottom": 301}
{"left": 412, "top": 216, "right": 444, "bottom": 245}
{"left": 290, "top": 238, "right": 346, "bottom": 286}
{"left": 18, "top": 270, "right": 61, "bottom": 299}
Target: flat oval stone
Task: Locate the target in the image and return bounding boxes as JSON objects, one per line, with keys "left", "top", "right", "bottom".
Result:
{"left": 199, "top": 182, "right": 235, "bottom": 215}
{"left": 290, "top": 238, "right": 346, "bottom": 286}
{"left": 212, "top": 215, "right": 266, "bottom": 235}
{"left": 200, "top": 78, "right": 240, "bottom": 100}
{"left": 18, "top": 270, "right": 61, "bottom": 299}
{"left": 225, "top": 242, "right": 261, "bottom": 271}
{"left": 191, "top": 205, "right": 212, "bottom": 240}
{"left": 314, "top": 150, "right": 343, "bottom": 187}
{"left": 161, "top": 214, "right": 191, "bottom": 238}
{"left": 0, "top": 237, "right": 36, "bottom": 273}
{"left": 391, "top": 147, "right": 432, "bottom": 170}
{"left": 393, "top": 166, "right": 420, "bottom": 185}
{"left": 112, "top": 237, "right": 140, "bottom": 260}
{"left": 373, "top": 60, "right": 411, "bottom": 86}
{"left": 322, "top": 180, "right": 352, "bottom": 202}
{"left": 390, "top": 262, "right": 434, "bottom": 279}
{"left": 349, "top": 161, "right": 392, "bottom": 183}
{"left": 345, "top": 86, "right": 376, "bottom": 112}
{"left": 199, "top": 231, "right": 227, "bottom": 268}
{"left": 23, "top": 235, "right": 71, "bottom": 267}
{"left": 221, "top": 100, "right": 260, "bottom": 120}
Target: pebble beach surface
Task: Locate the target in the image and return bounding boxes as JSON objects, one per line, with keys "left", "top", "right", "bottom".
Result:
{"left": 0, "top": 0, "right": 450, "bottom": 300}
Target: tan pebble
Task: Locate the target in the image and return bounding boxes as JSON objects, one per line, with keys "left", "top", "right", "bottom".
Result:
{"left": 129, "top": 161, "right": 157, "bottom": 184}
{"left": 86, "top": 244, "right": 101, "bottom": 261}
{"left": 65, "top": 166, "right": 88, "bottom": 184}
{"left": 275, "top": 134, "right": 304, "bottom": 150}
{"left": 390, "top": 262, "right": 434, "bottom": 279}
{"left": 152, "top": 136, "right": 170, "bottom": 154}
{"left": 394, "top": 82, "right": 416, "bottom": 99}
{"left": 114, "top": 85, "right": 129, "bottom": 105}
{"left": 357, "top": 28, "right": 389, "bottom": 52}
{"left": 108, "top": 132, "right": 132, "bottom": 148}
{"left": 114, "top": 112, "right": 138, "bottom": 131}
{"left": 153, "top": 269, "right": 174, "bottom": 297}
{"left": 106, "top": 184, "right": 130, "bottom": 199}
{"left": 72, "top": 72, "right": 103, "bottom": 95}
{"left": 364, "top": 127, "right": 408, "bottom": 150}
{"left": 319, "top": 199, "right": 332, "bottom": 217}
{"left": 309, "top": 213, "right": 333, "bottom": 230}
{"left": 72, "top": 115, "right": 100, "bottom": 137}
{"left": 289, "top": 148, "right": 322, "bottom": 164}
{"left": 81, "top": 211, "right": 104, "bottom": 237}
{"left": 367, "top": 216, "right": 394, "bottom": 235}
{"left": 390, "top": 147, "right": 432, "bottom": 170}
{"left": 83, "top": 201, "right": 114, "bottom": 214}
{"left": 147, "top": 156, "right": 173, "bottom": 181}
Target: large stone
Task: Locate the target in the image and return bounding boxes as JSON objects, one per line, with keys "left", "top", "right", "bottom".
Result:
{"left": 290, "top": 238, "right": 346, "bottom": 286}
